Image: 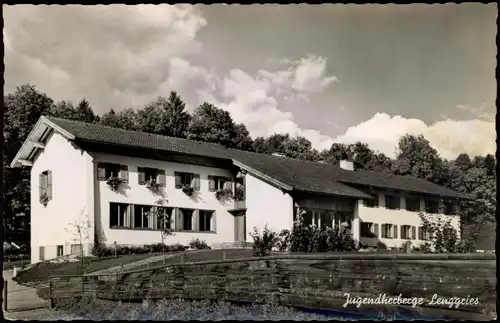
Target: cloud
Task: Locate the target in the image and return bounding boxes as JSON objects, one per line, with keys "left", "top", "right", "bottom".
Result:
{"left": 334, "top": 112, "right": 495, "bottom": 159}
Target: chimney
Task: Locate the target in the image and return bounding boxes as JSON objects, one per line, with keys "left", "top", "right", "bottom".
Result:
{"left": 339, "top": 160, "right": 354, "bottom": 171}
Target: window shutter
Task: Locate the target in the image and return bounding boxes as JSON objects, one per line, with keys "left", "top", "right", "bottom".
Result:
{"left": 138, "top": 167, "right": 146, "bottom": 185}
{"left": 175, "top": 173, "right": 182, "bottom": 188}
{"left": 175, "top": 209, "right": 182, "bottom": 230}
{"left": 193, "top": 210, "right": 199, "bottom": 231}
{"left": 151, "top": 207, "right": 157, "bottom": 229}
{"left": 130, "top": 205, "right": 135, "bottom": 228}
{"left": 393, "top": 225, "right": 398, "bottom": 239}
{"left": 39, "top": 173, "right": 45, "bottom": 199}
{"left": 97, "top": 163, "right": 106, "bottom": 180}
{"left": 224, "top": 179, "right": 233, "bottom": 191}
{"left": 193, "top": 174, "right": 200, "bottom": 190}
{"left": 157, "top": 169, "right": 166, "bottom": 187}
{"left": 208, "top": 176, "right": 216, "bottom": 192}
{"left": 400, "top": 226, "right": 404, "bottom": 239}
{"left": 411, "top": 226, "right": 416, "bottom": 240}
{"left": 373, "top": 224, "right": 379, "bottom": 237}
{"left": 119, "top": 165, "right": 129, "bottom": 183}
{"left": 211, "top": 212, "right": 216, "bottom": 233}
{"left": 46, "top": 171, "right": 53, "bottom": 199}
{"left": 125, "top": 205, "right": 130, "bottom": 227}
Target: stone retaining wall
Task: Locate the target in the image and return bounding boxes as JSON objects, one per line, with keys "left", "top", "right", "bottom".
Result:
{"left": 50, "top": 253, "right": 497, "bottom": 320}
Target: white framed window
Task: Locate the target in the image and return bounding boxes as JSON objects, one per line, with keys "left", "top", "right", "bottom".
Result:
{"left": 175, "top": 172, "right": 200, "bottom": 190}
{"left": 97, "top": 163, "right": 128, "bottom": 182}
{"left": 39, "top": 170, "right": 53, "bottom": 201}
{"left": 199, "top": 210, "right": 214, "bottom": 232}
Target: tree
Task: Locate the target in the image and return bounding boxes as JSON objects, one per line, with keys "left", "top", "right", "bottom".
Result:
{"left": 160, "top": 91, "right": 191, "bottom": 138}
{"left": 320, "top": 143, "right": 354, "bottom": 165}
{"left": 136, "top": 97, "right": 169, "bottom": 134}
{"left": 65, "top": 210, "right": 92, "bottom": 266}
{"left": 187, "top": 102, "right": 237, "bottom": 147}
{"left": 47, "top": 101, "right": 78, "bottom": 120}
{"left": 391, "top": 134, "right": 447, "bottom": 185}
{"left": 75, "top": 98, "right": 99, "bottom": 123}
{"left": 231, "top": 123, "right": 254, "bottom": 151}
{"left": 3, "top": 84, "right": 55, "bottom": 241}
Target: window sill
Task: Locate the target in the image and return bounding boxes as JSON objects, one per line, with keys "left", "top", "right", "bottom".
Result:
{"left": 109, "top": 226, "right": 216, "bottom": 234}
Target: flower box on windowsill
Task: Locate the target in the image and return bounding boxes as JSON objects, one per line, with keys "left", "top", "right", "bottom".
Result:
{"left": 40, "top": 193, "right": 50, "bottom": 207}
{"left": 106, "top": 177, "right": 124, "bottom": 192}
{"left": 146, "top": 179, "right": 163, "bottom": 196}
{"left": 215, "top": 188, "right": 233, "bottom": 201}
{"left": 182, "top": 185, "right": 195, "bottom": 197}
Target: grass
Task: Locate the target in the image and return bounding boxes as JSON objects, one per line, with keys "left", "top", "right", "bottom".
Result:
{"left": 13, "top": 253, "right": 164, "bottom": 285}
{"left": 130, "top": 248, "right": 256, "bottom": 271}
{"left": 52, "top": 298, "right": 342, "bottom": 320}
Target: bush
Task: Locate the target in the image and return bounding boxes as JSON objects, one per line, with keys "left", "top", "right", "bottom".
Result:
{"left": 189, "top": 239, "right": 211, "bottom": 250}
{"left": 288, "top": 213, "right": 357, "bottom": 253}
{"left": 277, "top": 229, "right": 291, "bottom": 252}
{"left": 92, "top": 243, "right": 188, "bottom": 258}
{"left": 250, "top": 225, "right": 279, "bottom": 257}
{"left": 376, "top": 241, "right": 388, "bottom": 250}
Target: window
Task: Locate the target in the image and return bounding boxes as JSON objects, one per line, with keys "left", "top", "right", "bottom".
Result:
{"left": 443, "top": 201, "right": 456, "bottom": 215}
{"left": 401, "top": 225, "right": 412, "bottom": 239}
{"left": 405, "top": 197, "right": 421, "bottom": 212}
{"left": 97, "top": 163, "right": 128, "bottom": 182}
{"left": 425, "top": 200, "right": 439, "bottom": 213}
{"left": 39, "top": 170, "right": 53, "bottom": 201}
{"left": 320, "top": 212, "right": 334, "bottom": 229}
{"left": 178, "top": 208, "right": 194, "bottom": 231}
{"left": 39, "top": 246, "right": 45, "bottom": 261}
{"left": 418, "top": 226, "right": 430, "bottom": 240}
{"left": 110, "top": 203, "right": 129, "bottom": 228}
{"left": 70, "top": 244, "right": 82, "bottom": 255}
{"left": 175, "top": 172, "right": 200, "bottom": 190}
{"left": 363, "top": 194, "right": 379, "bottom": 208}
{"left": 385, "top": 195, "right": 400, "bottom": 210}
{"left": 156, "top": 207, "right": 173, "bottom": 230}
{"left": 360, "top": 222, "right": 379, "bottom": 238}
{"left": 199, "top": 210, "right": 214, "bottom": 232}
{"left": 381, "top": 224, "right": 398, "bottom": 239}
{"left": 138, "top": 167, "right": 166, "bottom": 186}
{"left": 57, "top": 245, "right": 64, "bottom": 257}
{"left": 208, "top": 176, "right": 232, "bottom": 192}
{"left": 134, "top": 205, "right": 152, "bottom": 229}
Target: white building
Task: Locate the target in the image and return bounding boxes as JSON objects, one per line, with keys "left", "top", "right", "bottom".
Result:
{"left": 11, "top": 117, "right": 469, "bottom": 263}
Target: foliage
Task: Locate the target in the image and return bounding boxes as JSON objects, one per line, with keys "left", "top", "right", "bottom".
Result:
{"left": 106, "top": 176, "right": 124, "bottom": 192}
{"left": 182, "top": 185, "right": 195, "bottom": 197}
{"left": 75, "top": 98, "right": 99, "bottom": 123}
{"left": 249, "top": 225, "right": 279, "bottom": 257}
{"left": 92, "top": 243, "right": 188, "bottom": 258}
{"left": 276, "top": 229, "right": 291, "bottom": 252}
{"left": 66, "top": 212, "right": 92, "bottom": 266}
{"left": 233, "top": 185, "right": 245, "bottom": 201}
{"left": 215, "top": 188, "right": 233, "bottom": 201}
{"left": 40, "top": 192, "right": 50, "bottom": 207}
{"left": 146, "top": 179, "right": 162, "bottom": 196}
{"left": 376, "top": 241, "right": 388, "bottom": 250}
{"left": 253, "top": 134, "right": 319, "bottom": 161}
{"left": 418, "top": 212, "right": 475, "bottom": 253}
{"left": 100, "top": 108, "right": 139, "bottom": 131}
{"left": 189, "top": 239, "right": 211, "bottom": 250}
{"left": 288, "top": 210, "right": 357, "bottom": 253}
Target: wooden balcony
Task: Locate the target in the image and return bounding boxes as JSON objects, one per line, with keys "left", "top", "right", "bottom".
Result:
{"left": 228, "top": 199, "right": 246, "bottom": 212}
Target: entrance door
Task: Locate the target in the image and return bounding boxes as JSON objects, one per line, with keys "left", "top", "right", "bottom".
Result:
{"left": 234, "top": 212, "right": 246, "bottom": 242}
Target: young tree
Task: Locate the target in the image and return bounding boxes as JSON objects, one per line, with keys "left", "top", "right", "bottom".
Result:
{"left": 65, "top": 211, "right": 92, "bottom": 266}
{"left": 75, "top": 98, "right": 99, "bottom": 123}
{"left": 160, "top": 91, "right": 191, "bottom": 138}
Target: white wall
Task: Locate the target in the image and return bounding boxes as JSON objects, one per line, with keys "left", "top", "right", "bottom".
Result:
{"left": 358, "top": 192, "right": 460, "bottom": 249}
{"left": 94, "top": 153, "right": 237, "bottom": 247}
{"left": 30, "top": 132, "right": 93, "bottom": 263}
{"left": 244, "top": 174, "right": 294, "bottom": 241}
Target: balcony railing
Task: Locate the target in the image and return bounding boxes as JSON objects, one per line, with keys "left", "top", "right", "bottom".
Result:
{"left": 233, "top": 200, "right": 246, "bottom": 210}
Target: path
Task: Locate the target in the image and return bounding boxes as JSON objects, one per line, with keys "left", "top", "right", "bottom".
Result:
{"left": 3, "top": 269, "right": 50, "bottom": 319}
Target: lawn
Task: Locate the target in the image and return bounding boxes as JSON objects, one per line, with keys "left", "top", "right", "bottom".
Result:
{"left": 3, "top": 258, "right": 31, "bottom": 270}
{"left": 13, "top": 253, "right": 164, "bottom": 285}
{"left": 129, "top": 248, "right": 256, "bottom": 271}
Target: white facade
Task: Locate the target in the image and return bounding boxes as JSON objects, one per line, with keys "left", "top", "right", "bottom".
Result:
{"left": 30, "top": 132, "right": 95, "bottom": 262}
{"left": 23, "top": 121, "right": 462, "bottom": 263}
{"left": 357, "top": 191, "right": 460, "bottom": 249}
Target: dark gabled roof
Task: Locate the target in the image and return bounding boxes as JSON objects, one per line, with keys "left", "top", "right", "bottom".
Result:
{"left": 224, "top": 149, "right": 470, "bottom": 200}
{"left": 46, "top": 117, "right": 229, "bottom": 160}
{"left": 25, "top": 117, "right": 469, "bottom": 200}
{"left": 225, "top": 149, "right": 372, "bottom": 199}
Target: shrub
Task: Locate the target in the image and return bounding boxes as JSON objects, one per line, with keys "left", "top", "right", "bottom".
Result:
{"left": 92, "top": 243, "right": 188, "bottom": 257}
{"left": 277, "top": 229, "right": 291, "bottom": 252}
{"left": 250, "top": 225, "right": 279, "bottom": 257}
{"left": 376, "top": 241, "right": 388, "bottom": 250}
{"left": 189, "top": 239, "right": 210, "bottom": 250}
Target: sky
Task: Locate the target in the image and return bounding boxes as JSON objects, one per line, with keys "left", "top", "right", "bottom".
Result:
{"left": 3, "top": 4, "right": 497, "bottom": 160}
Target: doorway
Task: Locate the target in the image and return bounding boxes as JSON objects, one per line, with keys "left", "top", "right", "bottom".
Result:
{"left": 234, "top": 212, "right": 246, "bottom": 242}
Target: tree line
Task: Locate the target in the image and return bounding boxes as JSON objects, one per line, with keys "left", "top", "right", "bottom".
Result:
{"left": 3, "top": 84, "right": 496, "bottom": 249}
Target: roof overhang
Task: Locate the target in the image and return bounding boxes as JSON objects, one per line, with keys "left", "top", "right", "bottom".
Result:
{"left": 231, "top": 159, "right": 294, "bottom": 192}
{"left": 9, "top": 116, "right": 75, "bottom": 168}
